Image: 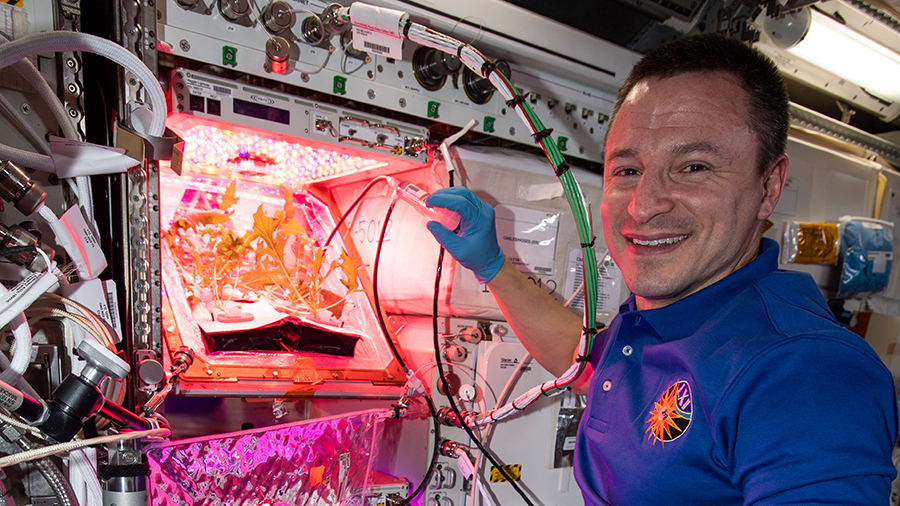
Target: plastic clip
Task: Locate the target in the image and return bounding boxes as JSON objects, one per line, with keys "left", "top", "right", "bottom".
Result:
{"left": 481, "top": 60, "right": 498, "bottom": 75}
{"left": 581, "top": 237, "right": 597, "bottom": 248}
{"left": 554, "top": 161, "right": 571, "bottom": 178}
{"left": 505, "top": 93, "right": 529, "bottom": 108}
{"left": 532, "top": 128, "right": 553, "bottom": 144}
{"left": 402, "top": 19, "right": 412, "bottom": 39}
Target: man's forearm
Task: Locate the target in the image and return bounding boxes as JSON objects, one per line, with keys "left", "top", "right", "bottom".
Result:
{"left": 487, "top": 258, "right": 584, "bottom": 377}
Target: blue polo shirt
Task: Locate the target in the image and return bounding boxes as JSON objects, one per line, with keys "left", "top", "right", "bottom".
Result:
{"left": 574, "top": 238, "right": 899, "bottom": 505}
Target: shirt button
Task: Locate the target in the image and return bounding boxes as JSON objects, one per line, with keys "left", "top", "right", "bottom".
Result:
{"left": 602, "top": 380, "right": 612, "bottom": 391}
{"left": 622, "top": 345, "right": 633, "bottom": 356}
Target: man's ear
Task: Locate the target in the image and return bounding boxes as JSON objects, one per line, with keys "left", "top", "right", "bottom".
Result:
{"left": 759, "top": 154, "right": 789, "bottom": 221}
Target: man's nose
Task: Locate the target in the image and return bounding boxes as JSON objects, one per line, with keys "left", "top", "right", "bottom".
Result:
{"left": 627, "top": 172, "right": 674, "bottom": 224}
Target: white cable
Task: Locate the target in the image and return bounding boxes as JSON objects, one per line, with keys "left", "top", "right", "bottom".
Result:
{"left": 0, "top": 33, "right": 78, "bottom": 141}
{"left": 0, "top": 31, "right": 166, "bottom": 137}
{"left": 0, "top": 409, "right": 43, "bottom": 438}
{"left": 455, "top": 448, "right": 493, "bottom": 506}
{"left": 37, "top": 202, "right": 86, "bottom": 278}
{"left": 0, "top": 352, "right": 40, "bottom": 401}
{"left": 33, "top": 294, "right": 116, "bottom": 347}
{"left": 0, "top": 427, "right": 170, "bottom": 468}
{"left": 69, "top": 448, "right": 102, "bottom": 506}
{"left": 75, "top": 176, "right": 93, "bottom": 224}
{"left": 0, "top": 313, "right": 32, "bottom": 387}
{"left": 469, "top": 352, "right": 532, "bottom": 505}
{"left": 0, "top": 34, "right": 93, "bottom": 221}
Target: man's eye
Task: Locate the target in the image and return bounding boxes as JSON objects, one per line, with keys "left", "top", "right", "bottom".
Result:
{"left": 614, "top": 168, "right": 640, "bottom": 177}
{"left": 682, "top": 164, "right": 709, "bottom": 173}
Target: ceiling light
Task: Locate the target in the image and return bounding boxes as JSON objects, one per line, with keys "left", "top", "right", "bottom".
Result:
{"left": 764, "top": 7, "right": 900, "bottom": 104}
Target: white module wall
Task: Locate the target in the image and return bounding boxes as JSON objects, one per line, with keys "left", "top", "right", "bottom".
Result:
{"left": 157, "top": 0, "right": 639, "bottom": 166}
{"left": 763, "top": 136, "right": 882, "bottom": 293}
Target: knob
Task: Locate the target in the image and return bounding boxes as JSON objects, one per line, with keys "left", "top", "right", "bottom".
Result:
{"left": 266, "top": 36, "right": 291, "bottom": 74}
{"left": 460, "top": 327, "right": 482, "bottom": 344}
{"left": 458, "top": 384, "right": 477, "bottom": 402}
{"left": 76, "top": 338, "right": 129, "bottom": 387}
{"left": 220, "top": 0, "right": 250, "bottom": 20}
{"left": 137, "top": 358, "right": 165, "bottom": 387}
{"left": 263, "top": 1, "right": 294, "bottom": 32}
{"left": 442, "top": 345, "right": 468, "bottom": 362}
{"left": 490, "top": 323, "right": 509, "bottom": 338}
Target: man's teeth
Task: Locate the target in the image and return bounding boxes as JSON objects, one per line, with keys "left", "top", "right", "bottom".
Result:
{"left": 632, "top": 235, "right": 687, "bottom": 247}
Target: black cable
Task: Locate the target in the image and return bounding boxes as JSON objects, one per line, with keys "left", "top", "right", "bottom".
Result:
{"left": 394, "top": 394, "right": 441, "bottom": 506}
{"left": 324, "top": 176, "right": 388, "bottom": 248}
{"left": 372, "top": 200, "right": 410, "bottom": 375}
{"left": 371, "top": 198, "right": 442, "bottom": 506}
{"left": 430, "top": 168, "right": 535, "bottom": 504}
{"left": 0, "top": 245, "right": 37, "bottom": 258}
{"left": 431, "top": 247, "right": 536, "bottom": 506}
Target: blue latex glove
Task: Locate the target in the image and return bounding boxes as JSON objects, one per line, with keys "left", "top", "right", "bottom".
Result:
{"left": 426, "top": 187, "right": 505, "bottom": 284}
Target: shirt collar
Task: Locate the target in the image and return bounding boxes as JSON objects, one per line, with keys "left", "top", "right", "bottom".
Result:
{"left": 617, "top": 238, "right": 779, "bottom": 342}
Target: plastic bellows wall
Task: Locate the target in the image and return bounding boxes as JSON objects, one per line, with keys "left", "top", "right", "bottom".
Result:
{"left": 146, "top": 409, "right": 387, "bottom": 505}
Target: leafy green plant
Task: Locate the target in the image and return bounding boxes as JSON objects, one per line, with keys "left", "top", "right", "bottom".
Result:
{"left": 164, "top": 180, "right": 362, "bottom": 320}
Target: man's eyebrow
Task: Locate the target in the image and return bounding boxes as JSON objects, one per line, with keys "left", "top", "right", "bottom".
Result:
{"left": 672, "top": 141, "right": 718, "bottom": 156}
{"left": 606, "top": 147, "right": 638, "bottom": 162}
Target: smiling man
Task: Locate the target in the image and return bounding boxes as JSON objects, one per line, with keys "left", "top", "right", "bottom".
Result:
{"left": 426, "top": 33, "right": 898, "bottom": 505}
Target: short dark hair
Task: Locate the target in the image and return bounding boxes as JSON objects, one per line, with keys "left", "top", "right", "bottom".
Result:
{"left": 606, "top": 33, "right": 789, "bottom": 175}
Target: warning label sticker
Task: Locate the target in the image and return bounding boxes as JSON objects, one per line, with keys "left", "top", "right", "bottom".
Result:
{"left": 490, "top": 464, "right": 522, "bottom": 482}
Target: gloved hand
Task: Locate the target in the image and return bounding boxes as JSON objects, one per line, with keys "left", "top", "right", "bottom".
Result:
{"left": 426, "top": 186, "right": 504, "bottom": 284}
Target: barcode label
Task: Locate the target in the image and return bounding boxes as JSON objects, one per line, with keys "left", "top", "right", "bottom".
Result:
{"left": 352, "top": 26, "right": 402, "bottom": 59}
{"left": 213, "top": 85, "right": 231, "bottom": 95}
{"left": 364, "top": 41, "right": 391, "bottom": 54}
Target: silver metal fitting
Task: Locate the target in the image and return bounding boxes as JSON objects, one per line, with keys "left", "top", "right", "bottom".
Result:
{"left": 0, "top": 160, "right": 46, "bottom": 215}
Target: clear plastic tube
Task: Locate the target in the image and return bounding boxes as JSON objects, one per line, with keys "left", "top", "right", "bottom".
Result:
{"left": 387, "top": 177, "right": 461, "bottom": 230}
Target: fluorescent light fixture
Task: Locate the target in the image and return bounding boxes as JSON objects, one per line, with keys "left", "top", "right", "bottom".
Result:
{"left": 770, "top": 8, "right": 900, "bottom": 103}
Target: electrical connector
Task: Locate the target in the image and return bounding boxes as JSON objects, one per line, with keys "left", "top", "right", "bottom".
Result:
{"left": 0, "top": 160, "right": 45, "bottom": 215}
{"left": 0, "top": 222, "right": 55, "bottom": 272}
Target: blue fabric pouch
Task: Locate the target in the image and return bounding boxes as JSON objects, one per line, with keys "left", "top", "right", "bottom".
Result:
{"left": 837, "top": 217, "right": 894, "bottom": 298}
